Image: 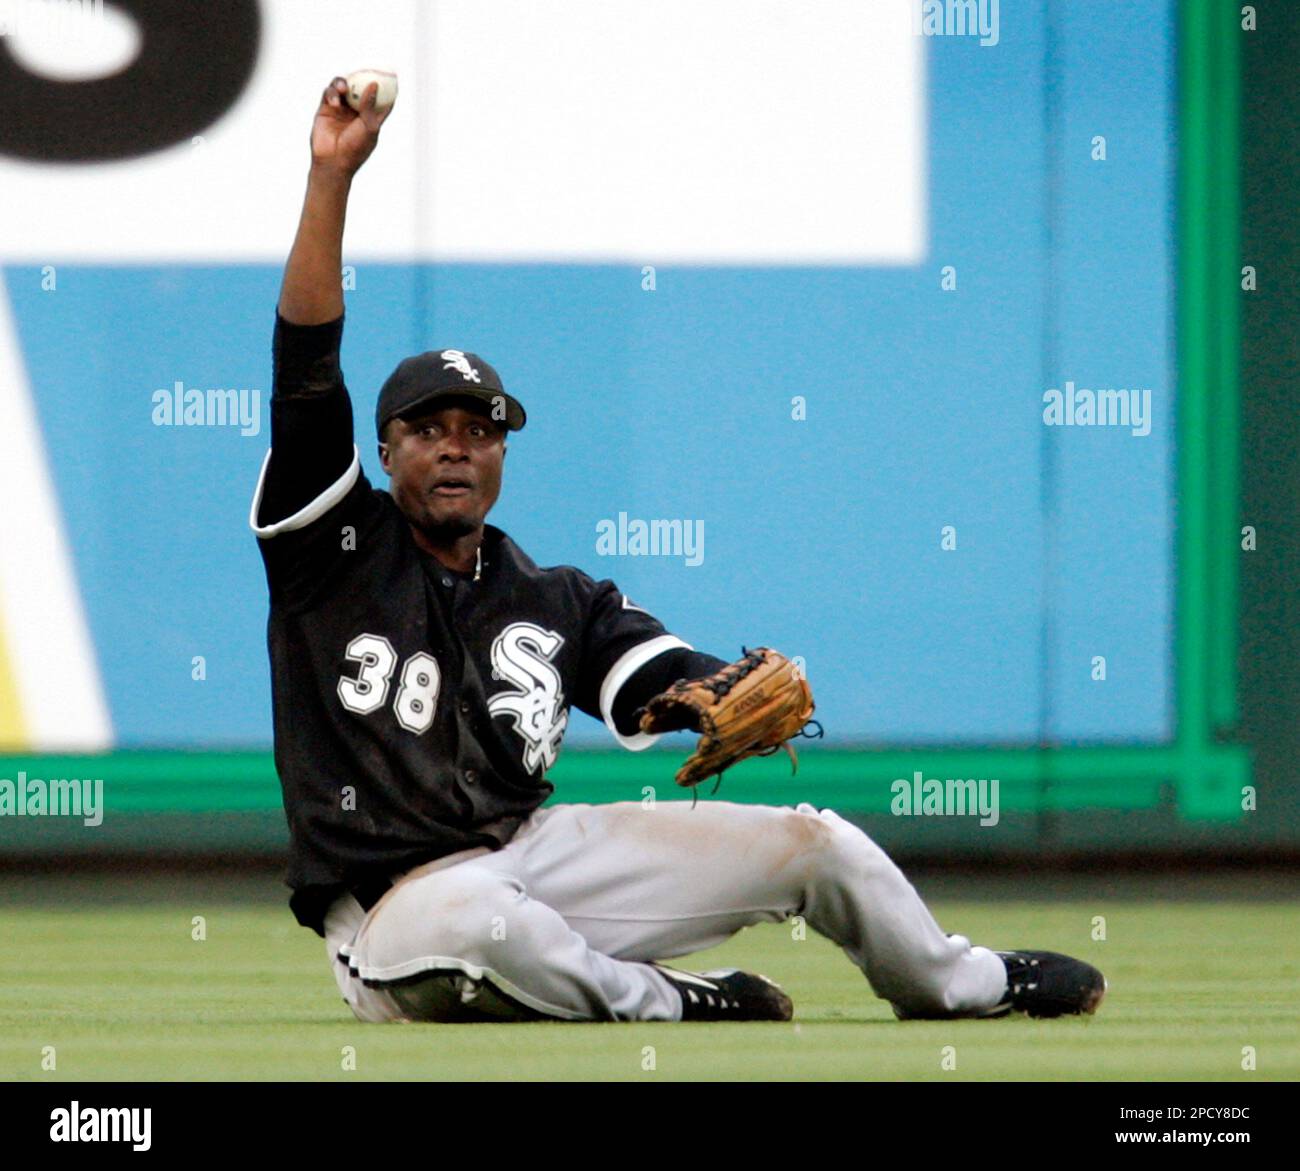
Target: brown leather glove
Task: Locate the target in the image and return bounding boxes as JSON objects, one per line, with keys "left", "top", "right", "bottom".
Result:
{"left": 636, "top": 646, "right": 816, "bottom": 790}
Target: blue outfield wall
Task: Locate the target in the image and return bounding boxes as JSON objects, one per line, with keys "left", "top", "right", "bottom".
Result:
{"left": 3, "top": 2, "right": 1174, "bottom": 752}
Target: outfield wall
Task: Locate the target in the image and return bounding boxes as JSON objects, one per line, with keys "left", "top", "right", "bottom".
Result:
{"left": 0, "top": 1, "right": 1282, "bottom": 855}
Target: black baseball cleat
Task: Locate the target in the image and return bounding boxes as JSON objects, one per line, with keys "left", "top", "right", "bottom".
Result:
{"left": 652, "top": 964, "right": 794, "bottom": 1022}
{"left": 984, "top": 950, "right": 1107, "bottom": 1018}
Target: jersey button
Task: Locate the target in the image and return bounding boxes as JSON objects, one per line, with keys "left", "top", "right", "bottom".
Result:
{"left": 441, "top": 576, "right": 453, "bottom": 588}
{"left": 458, "top": 700, "right": 471, "bottom": 716}
{"left": 463, "top": 768, "right": 479, "bottom": 785}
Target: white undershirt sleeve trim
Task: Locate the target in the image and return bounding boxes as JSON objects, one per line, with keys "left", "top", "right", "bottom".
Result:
{"left": 599, "top": 634, "right": 693, "bottom": 751}
{"left": 249, "top": 445, "right": 361, "bottom": 539}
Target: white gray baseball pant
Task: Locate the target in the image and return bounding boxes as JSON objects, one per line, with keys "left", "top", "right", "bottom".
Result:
{"left": 324, "top": 800, "right": 1008, "bottom": 1022}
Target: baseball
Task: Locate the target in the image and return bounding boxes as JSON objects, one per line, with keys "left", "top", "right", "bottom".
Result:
{"left": 345, "top": 69, "right": 398, "bottom": 113}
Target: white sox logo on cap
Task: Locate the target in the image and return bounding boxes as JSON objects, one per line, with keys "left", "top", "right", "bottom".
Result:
{"left": 441, "top": 350, "right": 481, "bottom": 383}
{"left": 376, "top": 346, "right": 526, "bottom": 435}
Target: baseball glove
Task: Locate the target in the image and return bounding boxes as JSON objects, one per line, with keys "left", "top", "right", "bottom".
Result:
{"left": 636, "top": 646, "right": 819, "bottom": 792}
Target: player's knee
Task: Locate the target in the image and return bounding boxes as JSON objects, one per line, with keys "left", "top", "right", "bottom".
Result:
{"left": 780, "top": 803, "right": 837, "bottom": 855}
{"left": 363, "top": 867, "right": 524, "bottom": 971}
{"left": 424, "top": 873, "right": 524, "bottom": 964}
{"left": 783, "top": 803, "right": 869, "bottom": 882}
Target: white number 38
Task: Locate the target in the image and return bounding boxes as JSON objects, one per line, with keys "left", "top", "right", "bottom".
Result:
{"left": 337, "top": 633, "right": 441, "bottom": 734}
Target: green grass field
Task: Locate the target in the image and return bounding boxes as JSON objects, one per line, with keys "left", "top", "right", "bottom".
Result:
{"left": 2, "top": 869, "right": 1296, "bottom": 1081}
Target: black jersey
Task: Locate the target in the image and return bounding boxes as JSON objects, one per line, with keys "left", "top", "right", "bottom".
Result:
{"left": 251, "top": 313, "right": 721, "bottom": 936}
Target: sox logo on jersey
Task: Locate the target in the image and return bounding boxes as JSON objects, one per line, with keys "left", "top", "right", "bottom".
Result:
{"left": 487, "top": 622, "right": 568, "bottom": 774}
{"left": 336, "top": 621, "right": 567, "bottom": 775}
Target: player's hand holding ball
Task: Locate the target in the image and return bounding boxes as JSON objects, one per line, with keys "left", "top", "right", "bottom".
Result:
{"left": 308, "top": 69, "right": 398, "bottom": 177}
{"left": 345, "top": 70, "right": 398, "bottom": 114}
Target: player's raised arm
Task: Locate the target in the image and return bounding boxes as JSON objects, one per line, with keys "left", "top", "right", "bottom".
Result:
{"left": 251, "top": 76, "right": 396, "bottom": 564}
{"left": 278, "top": 76, "right": 393, "bottom": 324}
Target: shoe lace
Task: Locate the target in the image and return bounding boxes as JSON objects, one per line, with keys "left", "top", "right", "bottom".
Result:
{"left": 1003, "top": 954, "right": 1041, "bottom": 997}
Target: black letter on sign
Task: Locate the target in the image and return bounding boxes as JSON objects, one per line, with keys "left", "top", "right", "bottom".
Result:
{"left": 0, "top": 0, "right": 261, "bottom": 162}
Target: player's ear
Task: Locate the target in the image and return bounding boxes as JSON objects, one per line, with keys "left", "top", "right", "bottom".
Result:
{"left": 378, "top": 441, "right": 391, "bottom": 475}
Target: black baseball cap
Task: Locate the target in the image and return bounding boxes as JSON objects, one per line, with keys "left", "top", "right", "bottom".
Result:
{"left": 375, "top": 348, "right": 527, "bottom": 438}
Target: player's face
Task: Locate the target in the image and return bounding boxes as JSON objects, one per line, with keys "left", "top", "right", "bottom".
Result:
{"left": 379, "top": 403, "right": 507, "bottom": 540}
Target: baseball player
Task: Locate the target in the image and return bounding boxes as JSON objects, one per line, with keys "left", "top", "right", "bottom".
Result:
{"left": 250, "top": 76, "right": 1107, "bottom": 1024}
